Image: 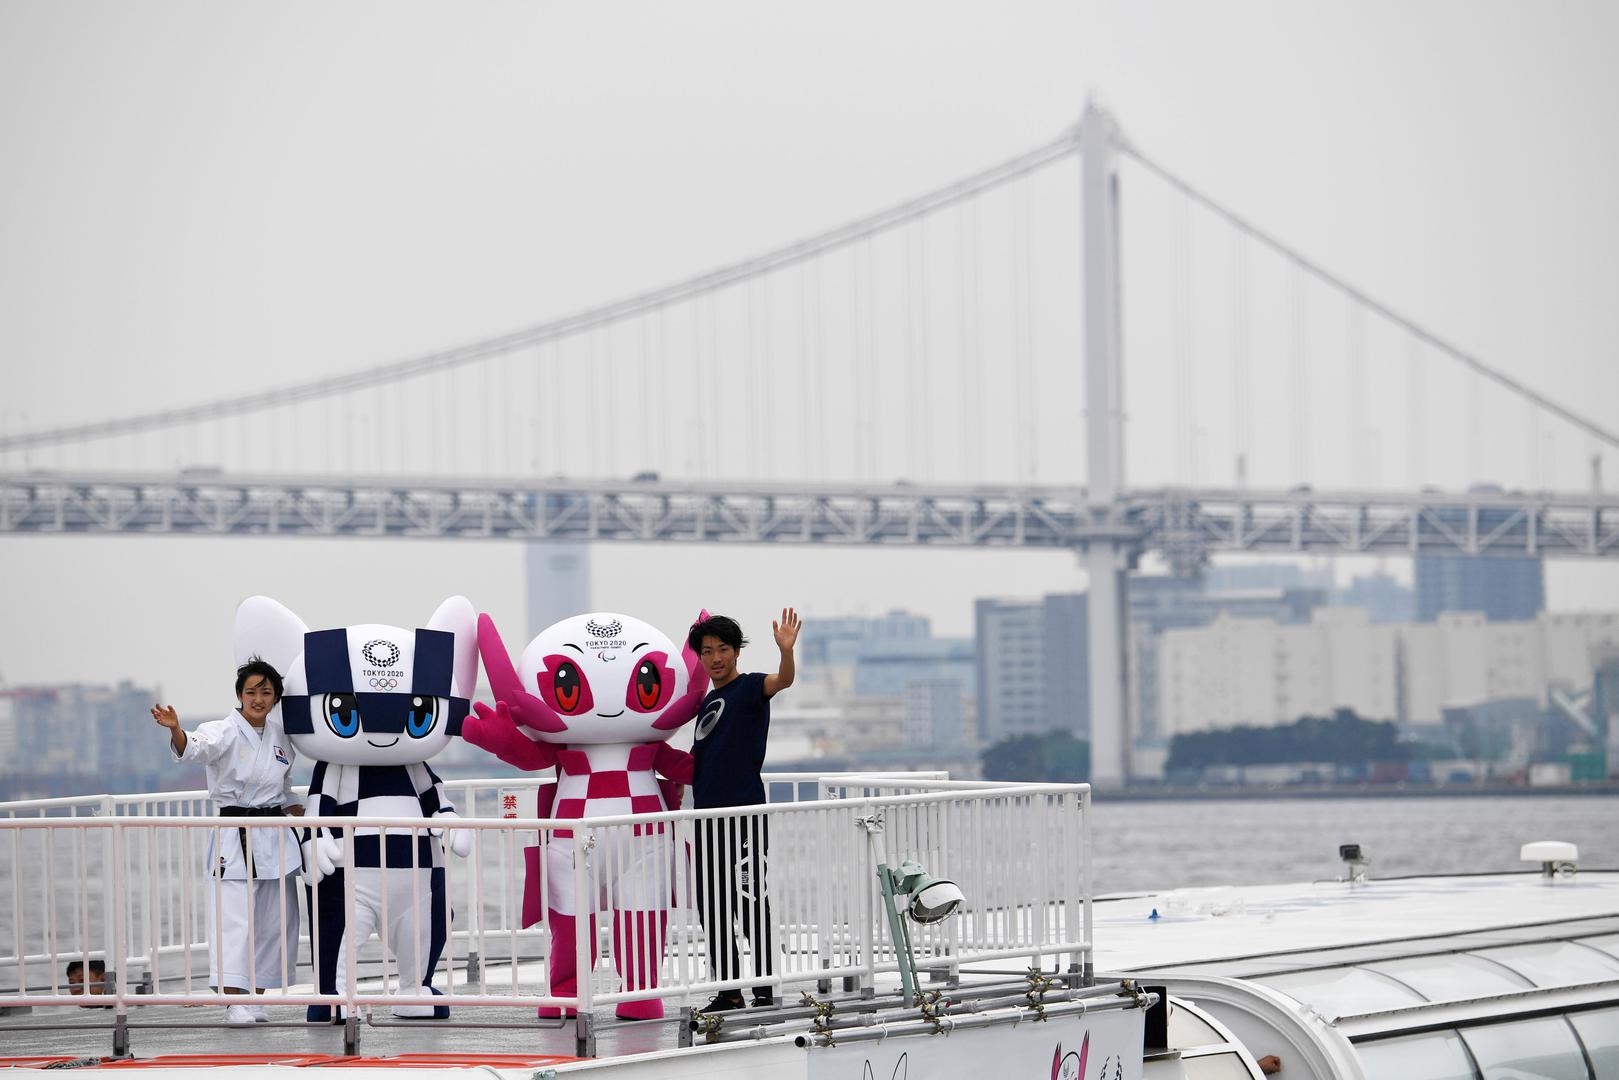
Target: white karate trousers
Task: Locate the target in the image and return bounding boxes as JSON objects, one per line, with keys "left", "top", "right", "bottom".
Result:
{"left": 203, "top": 875, "right": 299, "bottom": 990}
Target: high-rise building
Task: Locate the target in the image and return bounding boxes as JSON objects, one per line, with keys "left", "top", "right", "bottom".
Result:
{"left": 904, "top": 680, "right": 970, "bottom": 750}
{"left": 1042, "top": 593, "right": 1090, "bottom": 735}
{"left": 974, "top": 598, "right": 1050, "bottom": 744}
{"left": 974, "top": 594, "right": 1089, "bottom": 744}
{"left": 525, "top": 542, "right": 591, "bottom": 637}
{"left": 1127, "top": 575, "right": 1327, "bottom": 741}
{"left": 1414, "top": 553, "right": 1544, "bottom": 622}
{"left": 1157, "top": 607, "right": 1400, "bottom": 735}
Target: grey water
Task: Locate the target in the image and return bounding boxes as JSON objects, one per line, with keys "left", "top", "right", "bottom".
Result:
{"left": 1085, "top": 794, "right": 1619, "bottom": 896}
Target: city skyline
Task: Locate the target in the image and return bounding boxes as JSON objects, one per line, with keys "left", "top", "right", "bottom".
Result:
{"left": 4, "top": 2, "right": 1618, "bottom": 716}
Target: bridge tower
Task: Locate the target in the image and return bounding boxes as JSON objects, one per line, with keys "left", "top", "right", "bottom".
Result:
{"left": 1080, "top": 100, "right": 1134, "bottom": 787}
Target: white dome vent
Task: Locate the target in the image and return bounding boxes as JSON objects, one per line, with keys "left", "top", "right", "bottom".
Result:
{"left": 1520, "top": 840, "right": 1579, "bottom": 877}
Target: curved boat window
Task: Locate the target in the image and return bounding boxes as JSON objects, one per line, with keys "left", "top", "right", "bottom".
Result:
{"left": 1473, "top": 941, "right": 1619, "bottom": 988}
{"left": 1355, "top": 1030, "right": 1474, "bottom": 1080}
{"left": 1256, "top": 967, "right": 1426, "bottom": 1018}
{"left": 1167, "top": 1002, "right": 1226, "bottom": 1049}
{"left": 1367, "top": 952, "right": 1533, "bottom": 1002}
{"left": 1568, "top": 1008, "right": 1618, "bottom": 1078}
{"left": 1459, "top": 1016, "right": 1589, "bottom": 1079}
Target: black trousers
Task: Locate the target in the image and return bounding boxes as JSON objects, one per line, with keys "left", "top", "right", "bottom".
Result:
{"left": 694, "top": 813, "right": 774, "bottom": 996}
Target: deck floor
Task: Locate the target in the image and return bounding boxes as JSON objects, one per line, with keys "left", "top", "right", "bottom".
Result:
{"left": 0, "top": 1002, "right": 696, "bottom": 1061}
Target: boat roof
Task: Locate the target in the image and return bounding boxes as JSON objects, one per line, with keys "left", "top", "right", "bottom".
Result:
{"left": 1091, "top": 870, "right": 1619, "bottom": 980}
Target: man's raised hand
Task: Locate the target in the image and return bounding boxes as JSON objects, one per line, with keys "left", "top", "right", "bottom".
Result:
{"left": 773, "top": 608, "right": 801, "bottom": 651}
{"left": 151, "top": 704, "right": 179, "bottom": 729}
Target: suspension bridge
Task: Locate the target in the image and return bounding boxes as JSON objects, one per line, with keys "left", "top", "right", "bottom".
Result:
{"left": 4, "top": 101, "right": 1617, "bottom": 785}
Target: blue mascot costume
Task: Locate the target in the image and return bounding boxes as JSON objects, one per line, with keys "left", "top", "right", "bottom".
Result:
{"left": 237, "top": 596, "right": 477, "bottom": 1022}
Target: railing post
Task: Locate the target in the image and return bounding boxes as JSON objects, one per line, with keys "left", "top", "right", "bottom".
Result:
{"left": 462, "top": 787, "right": 480, "bottom": 980}
{"left": 109, "top": 821, "right": 130, "bottom": 1059}
{"left": 856, "top": 811, "right": 876, "bottom": 999}
{"left": 98, "top": 796, "right": 116, "bottom": 994}
{"left": 341, "top": 829, "right": 360, "bottom": 1055}
{"left": 1080, "top": 787, "right": 1093, "bottom": 986}
{"left": 573, "top": 831, "right": 595, "bottom": 1058}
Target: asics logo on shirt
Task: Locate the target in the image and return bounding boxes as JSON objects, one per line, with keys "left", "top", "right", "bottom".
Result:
{"left": 695, "top": 699, "right": 725, "bottom": 741}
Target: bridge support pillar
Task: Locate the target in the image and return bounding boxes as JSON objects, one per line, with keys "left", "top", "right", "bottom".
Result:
{"left": 1084, "top": 543, "right": 1130, "bottom": 788}
{"left": 1081, "top": 98, "right": 1130, "bottom": 787}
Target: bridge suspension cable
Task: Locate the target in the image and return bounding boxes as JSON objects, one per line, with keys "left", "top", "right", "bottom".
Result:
{"left": 0, "top": 128, "right": 1083, "bottom": 455}
{"left": 1120, "top": 143, "right": 1619, "bottom": 455}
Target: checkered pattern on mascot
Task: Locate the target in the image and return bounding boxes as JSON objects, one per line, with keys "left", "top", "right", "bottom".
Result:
{"left": 241, "top": 596, "right": 478, "bottom": 1022}
{"left": 462, "top": 610, "right": 708, "bottom": 1021}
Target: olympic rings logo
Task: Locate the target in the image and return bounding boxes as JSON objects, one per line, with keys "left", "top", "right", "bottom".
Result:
{"left": 368, "top": 677, "right": 399, "bottom": 690}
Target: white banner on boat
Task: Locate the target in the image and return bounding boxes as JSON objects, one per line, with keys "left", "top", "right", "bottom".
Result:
{"left": 806, "top": 1007, "right": 1143, "bottom": 1080}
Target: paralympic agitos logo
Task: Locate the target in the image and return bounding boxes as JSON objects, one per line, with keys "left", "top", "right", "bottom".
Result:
{"left": 585, "top": 617, "right": 626, "bottom": 650}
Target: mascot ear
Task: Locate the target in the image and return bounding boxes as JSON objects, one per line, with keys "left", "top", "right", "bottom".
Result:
{"left": 234, "top": 596, "right": 308, "bottom": 676}
{"left": 427, "top": 595, "right": 479, "bottom": 699}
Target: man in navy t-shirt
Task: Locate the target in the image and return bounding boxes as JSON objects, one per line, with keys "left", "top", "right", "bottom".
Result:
{"left": 686, "top": 608, "right": 799, "bottom": 1012}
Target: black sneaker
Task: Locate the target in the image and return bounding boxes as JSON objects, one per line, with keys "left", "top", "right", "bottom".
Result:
{"left": 701, "top": 992, "right": 745, "bottom": 1013}
{"left": 750, "top": 992, "right": 775, "bottom": 1009}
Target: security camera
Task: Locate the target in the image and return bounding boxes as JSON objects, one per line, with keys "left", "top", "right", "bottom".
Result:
{"left": 1338, "top": 844, "right": 1362, "bottom": 863}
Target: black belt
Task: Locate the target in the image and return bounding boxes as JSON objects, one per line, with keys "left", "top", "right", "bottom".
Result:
{"left": 218, "top": 805, "right": 286, "bottom": 878}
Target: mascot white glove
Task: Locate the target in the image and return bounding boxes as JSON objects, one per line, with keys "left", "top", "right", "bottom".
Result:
{"left": 431, "top": 812, "right": 474, "bottom": 858}
{"left": 302, "top": 830, "right": 344, "bottom": 883}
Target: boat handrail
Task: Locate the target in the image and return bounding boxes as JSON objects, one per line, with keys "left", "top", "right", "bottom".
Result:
{"left": 0, "top": 781, "right": 1094, "bottom": 1039}
{"left": 0, "top": 771, "right": 958, "bottom": 817}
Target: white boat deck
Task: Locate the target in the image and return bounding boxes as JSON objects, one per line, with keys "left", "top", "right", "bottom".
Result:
{"left": 1090, "top": 870, "right": 1619, "bottom": 976}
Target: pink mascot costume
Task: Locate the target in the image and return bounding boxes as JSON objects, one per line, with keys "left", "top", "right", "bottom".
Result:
{"left": 461, "top": 610, "right": 708, "bottom": 1020}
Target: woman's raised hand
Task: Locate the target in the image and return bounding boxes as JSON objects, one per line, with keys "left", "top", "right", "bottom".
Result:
{"left": 151, "top": 704, "right": 180, "bottom": 729}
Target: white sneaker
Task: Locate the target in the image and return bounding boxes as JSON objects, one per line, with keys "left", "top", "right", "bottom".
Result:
{"left": 224, "top": 1003, "right": 256, "bottom": 1026}
{"left": 248, "top": 1004, "right": 270, "bottom": 1023}
{"left": 390, "top": 986, "right": 437, "bottom": 1018}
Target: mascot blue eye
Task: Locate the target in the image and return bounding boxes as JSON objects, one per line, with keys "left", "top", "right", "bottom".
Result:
{"left": 406, "top": 696, "right": 436, "bottom": 738}
{"left": 324, "top": 693, "right": 361, "bottom": 738}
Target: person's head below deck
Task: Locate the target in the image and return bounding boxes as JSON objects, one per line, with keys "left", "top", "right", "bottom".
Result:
{"left": 234, "top": 656, "right": 284, "bottom": 727}
{"left": 687, "top": 615, "right": 748, "bottom": 690}
{"left": 66, "top": 958, "right": 105, "bottom": 994}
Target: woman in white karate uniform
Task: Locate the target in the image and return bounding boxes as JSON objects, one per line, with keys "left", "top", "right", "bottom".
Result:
{"left": 153, "top": 657, "right": 304, "bottom": 1026}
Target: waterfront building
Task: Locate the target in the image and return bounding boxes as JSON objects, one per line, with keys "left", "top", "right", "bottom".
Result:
{"left": 792, "top": 610, "right": 975, "bottom": 760}
{"left": 1414, "top": 552, "right": 1545, "bottom": 622}
{"left": 1158, "top": 608, "right": 1619, "bottom": 736}
{"left": 1127, "top": 574, "right": 1326, "bottom": 743}
{"left": 974, "top": 595, "right": 1089, "bottom": 744}
{"left": 1157, "top": 607, "right": 1399, "bottom": 735}
{"left": 904, "top": 678, "right": 973, "bottom": 750}
{"left": 0, "top": 681, "right": 171, "bottom": 798}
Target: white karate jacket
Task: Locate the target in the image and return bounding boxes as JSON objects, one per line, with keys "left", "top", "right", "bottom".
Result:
{"left": 172, "top": 709, "right": 302, "bottom": 879}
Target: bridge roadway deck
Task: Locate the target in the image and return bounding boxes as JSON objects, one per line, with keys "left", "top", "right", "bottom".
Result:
{"left": 3, "top": 471, "right": 1617, "bottom": 559}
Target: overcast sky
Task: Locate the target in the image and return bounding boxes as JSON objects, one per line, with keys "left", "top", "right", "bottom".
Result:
{"left": 2, "top": 1, "right": 1617, "bottom": 710}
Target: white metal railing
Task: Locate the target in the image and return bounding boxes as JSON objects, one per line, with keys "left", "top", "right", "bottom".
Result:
{"left": 0, "top": 772, "right": 952, "bottom": 982}
{"left": 0, "top": 777, "right": 1088, "bottom": 1027}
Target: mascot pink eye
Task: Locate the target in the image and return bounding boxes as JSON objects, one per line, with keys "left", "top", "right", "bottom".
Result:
{"left": 634, "top": 660, "right": 661, "bottom": 710}
{"left": 553, "top": 662, "right": 585, "bottom": 713}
